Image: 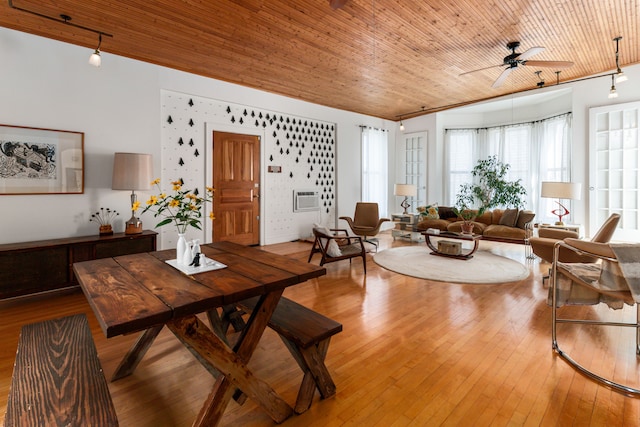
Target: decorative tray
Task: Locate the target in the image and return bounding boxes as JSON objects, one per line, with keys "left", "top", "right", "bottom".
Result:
{"left": 166, "top": 256, "right": 227, "bottom": 275}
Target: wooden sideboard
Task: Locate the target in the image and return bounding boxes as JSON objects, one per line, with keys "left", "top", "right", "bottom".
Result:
{"left": 0, "top": 230, "right": 157, "bottom": 300}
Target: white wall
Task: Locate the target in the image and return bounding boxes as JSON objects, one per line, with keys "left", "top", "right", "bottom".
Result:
{"left": 0, "top": 28, "right": 392, "bottom": 246}
{"left": 399, "top": 64, "right": 640, "bottom": 234}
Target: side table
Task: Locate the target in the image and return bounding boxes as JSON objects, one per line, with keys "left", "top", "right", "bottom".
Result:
{"left": 391, "top": 214, "right": 423, "bottom": 242}
{"left": 536, "top": 223, "right": 581, "bottom": 236}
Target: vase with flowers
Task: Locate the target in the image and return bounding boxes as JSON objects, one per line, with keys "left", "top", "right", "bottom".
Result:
{"left": 90, "top": 207, "right": 119, "bottom": 236}
{"left": 140, "top": 179, "right": 214, "bottom": 264}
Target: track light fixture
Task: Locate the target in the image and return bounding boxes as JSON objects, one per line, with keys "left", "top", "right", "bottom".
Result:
{"left": 613, "top": 36, "right": 628, "bottom": 83}
{"left": 399, "top": 120, "right": 405, "bottom": 132}
{"left": 608, "top": 74, "right": 618, "bottom": 99}
{"left": 535, "top": 71, "right": 545, "bottom": 87}
{"left": 88, "top": 33, "right": 103, "bottom": 67}
{"left": 8, "top": 1, "right": 113, "bottom": 66}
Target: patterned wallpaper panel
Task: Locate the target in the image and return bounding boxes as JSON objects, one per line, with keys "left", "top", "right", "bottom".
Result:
{"left": 160, "top": 90, "right": 336, "bottom": 247}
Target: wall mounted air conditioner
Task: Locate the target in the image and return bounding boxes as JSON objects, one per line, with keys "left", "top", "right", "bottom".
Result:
{"left": 293, "top": 189, "right": 320, "bottom": 212}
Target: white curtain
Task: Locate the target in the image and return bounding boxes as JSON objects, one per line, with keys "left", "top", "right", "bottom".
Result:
{"left": 445, "top": 113, "right": 572, "bottom": 220}
{"left": 361, "top": 126, "right": 388, "bottom": 216}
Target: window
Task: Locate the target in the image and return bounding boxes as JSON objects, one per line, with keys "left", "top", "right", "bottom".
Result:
{"left": 361, "top": 126, "right": 389, "bottom": 215}
{"left": 445, "top": 113, "right": 572, "bottom": 221}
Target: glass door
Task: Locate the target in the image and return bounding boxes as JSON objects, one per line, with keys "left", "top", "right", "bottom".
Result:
{"left": 399, "top": 131, "right": 427, "bottom": 211}
{"left": 589, "top": 102, "right": 639, "bottom": 241}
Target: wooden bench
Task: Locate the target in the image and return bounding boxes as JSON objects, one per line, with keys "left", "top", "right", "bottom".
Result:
{"left": 238, "top": 296, "right": 342, "bottom": 414}
{"left": 4, "top": 313, "right": 118, "bottom": 427}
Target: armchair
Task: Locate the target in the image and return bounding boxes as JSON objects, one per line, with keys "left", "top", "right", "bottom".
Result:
{"left": 530, "top": 214, "right": 620, "bottom": 283}
{"left": 339, "top": 202, "right": 389, "bottom": 250}
{"left": 308, "top": 227, "right": 367, "bottom": 273}
{"left": 551, "top": 237, "right": 640, "bottom": 395}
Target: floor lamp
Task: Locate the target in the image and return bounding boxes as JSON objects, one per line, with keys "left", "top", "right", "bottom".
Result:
{"left": 112, "top": 153, "right": 153, "bottom": 234}
{"left": 541, "top": 181, "right": 581, "bottom": 225}
{"left": 394, "top": 184, "right": 417, "bottom": 215}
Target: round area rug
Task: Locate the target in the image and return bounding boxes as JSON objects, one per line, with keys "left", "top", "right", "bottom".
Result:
{"left": 373, "top": 246, "right": 530, "bottom": 284}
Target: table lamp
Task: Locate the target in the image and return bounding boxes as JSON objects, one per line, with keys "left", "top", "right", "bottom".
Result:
{"left": 112, "top": 152, "right": 153, "bottom": 234}
{"left": 394, "top": 184, "right": 417, "bottom": 214}
{"left": 541, "top": 181, "right": 581, "bottom": 225}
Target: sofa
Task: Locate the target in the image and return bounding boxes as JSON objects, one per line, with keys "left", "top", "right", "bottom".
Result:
{"left": 415, "top": 205, "right": 535, "bottom": 243}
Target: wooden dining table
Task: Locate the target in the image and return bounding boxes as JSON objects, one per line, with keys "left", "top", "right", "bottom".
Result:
{"left": 73, "top": 241, "right": 326, "bottom": 426}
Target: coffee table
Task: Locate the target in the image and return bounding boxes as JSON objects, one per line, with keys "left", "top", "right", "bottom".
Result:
{"left": 422, "top": 230, "right": 482, "bottom": 260}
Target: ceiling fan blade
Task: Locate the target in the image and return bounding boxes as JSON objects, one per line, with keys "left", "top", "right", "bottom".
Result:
{"left": 522, "top": 60, "right": 574, "bottom": 69}
{"left": 329, "top": 0, "right": 349, "bottom": 9}
{"left": 492, "top": 67, "right": 513, "bottom": 88}
{"left": 517, "top": 46, "right": 545, "bottom": 61}
{"left": 459, "top": 64, "right": 503, "bottom": 76}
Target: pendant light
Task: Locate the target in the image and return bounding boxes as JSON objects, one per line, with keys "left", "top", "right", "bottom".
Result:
{"left": 613, "top": 36, "right": 628, "bottom": 83}
{"left": 89, "top": 33, "right": 103, "bottom": 67}
{"left": 608, "top": 74, "right": 618, "bottom": 99}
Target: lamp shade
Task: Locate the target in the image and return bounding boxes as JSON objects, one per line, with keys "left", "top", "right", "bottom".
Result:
{"left": 112, "top": 153, "right": 153, "bottom": 190}
{"left": 394, "top": 184, "right": 417, "bottom": 197}
{"left": 541, "top": 181, "right": 581, "bottom": 200}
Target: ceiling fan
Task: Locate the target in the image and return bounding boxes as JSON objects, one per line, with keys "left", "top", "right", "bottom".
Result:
{"left": 461, "top": 41, "right": 574, "bottom": 88}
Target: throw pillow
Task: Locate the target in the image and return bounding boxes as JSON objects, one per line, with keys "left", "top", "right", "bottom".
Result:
{"left": 313, "top": 224, "right": 342, "bottom": 257}
{"left": 438, "top": 206, "right": 457, "bottom": 219}
{"left": 498, "top": 208, "right": 519, "bottom": 227}
{"left": 516, "top": 210, "right": 536, "bottom": 229}
{"left": 425, "top": 203, "right": 439, "bottom": 219}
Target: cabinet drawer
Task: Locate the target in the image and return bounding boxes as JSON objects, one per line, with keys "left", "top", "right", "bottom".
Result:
{"left": 95, "top": 236, "right": 155, "bottom": 259}
{"left": 0, "top": 247, "right": 69, "bottom": 298}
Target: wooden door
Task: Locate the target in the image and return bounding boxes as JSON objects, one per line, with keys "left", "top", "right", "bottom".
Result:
{"left": 212, "top": 132, "right": 260, "bottom": 245}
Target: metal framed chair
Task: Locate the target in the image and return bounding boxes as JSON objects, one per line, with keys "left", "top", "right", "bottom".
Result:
{"left": 551, "top": 237, "right": 640, "bottom": 396}
{"left": 530, "top": 213, "right": 620, "bottom": 283}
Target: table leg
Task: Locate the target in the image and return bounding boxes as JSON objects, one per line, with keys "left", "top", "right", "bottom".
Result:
{"left": 111, "top": 325, "right": 164, "bottom": 381}
{"left": 167, "top": 291, "right": 293, "bottom": 426}
{"left": 280, "top": 337, "right": 335, "bottom": 414}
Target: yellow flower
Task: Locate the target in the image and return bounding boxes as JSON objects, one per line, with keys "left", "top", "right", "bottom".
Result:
{"left": 151, "top": 178, "right": 161, "bottom": 185}
{"left": 141, "top": 179, "right": 215, "bottom": 233}
{"left": 209, "top": 211, "right": 215, "bottom": 220}
{"left": 132, "top": 201, "right": 141, "bottom": 211}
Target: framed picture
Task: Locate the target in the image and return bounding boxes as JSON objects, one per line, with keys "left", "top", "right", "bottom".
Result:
{"left": 0, "top": 124, "right": 84, "bottom": 195}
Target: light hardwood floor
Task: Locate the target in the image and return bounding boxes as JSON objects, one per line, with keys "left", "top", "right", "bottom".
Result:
{"left": 1, "top": 232, "right": 639, "bottom": 426}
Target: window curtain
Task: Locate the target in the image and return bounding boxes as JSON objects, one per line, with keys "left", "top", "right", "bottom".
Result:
{"left": 361, "top": 126, "right": 388, "bottom": 216}
{"left": 445, "top": 113, "right": 572, "bottom": 220}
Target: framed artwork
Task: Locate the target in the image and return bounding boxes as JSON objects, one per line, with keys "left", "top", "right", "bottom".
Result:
{"left": 0, "top": 124, "right": 84, "bottom": 195}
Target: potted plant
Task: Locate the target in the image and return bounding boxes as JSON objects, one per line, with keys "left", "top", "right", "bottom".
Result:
{"left": 452, "top": 156, "right": 526, "bottom": 233}
{"left": 452, "top": 185, "right": 484, "bottom": 234}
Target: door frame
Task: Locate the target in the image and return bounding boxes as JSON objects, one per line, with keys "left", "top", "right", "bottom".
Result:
{"left": 205, "top": 122, "right": 266, "bottom": 245}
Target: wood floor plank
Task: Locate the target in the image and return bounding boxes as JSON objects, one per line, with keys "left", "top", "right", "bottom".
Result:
{"left": 0, "top": 233, "right": 639, "bottom": 426}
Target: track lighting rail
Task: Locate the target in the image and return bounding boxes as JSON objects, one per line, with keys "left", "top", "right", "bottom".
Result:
{"left": 8, "top": 0, "right": 113, "bottom": 38}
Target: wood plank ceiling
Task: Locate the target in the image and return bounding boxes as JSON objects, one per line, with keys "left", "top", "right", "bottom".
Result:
{"left": 0, "top": 0, "right": 637, "bottom": 120}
